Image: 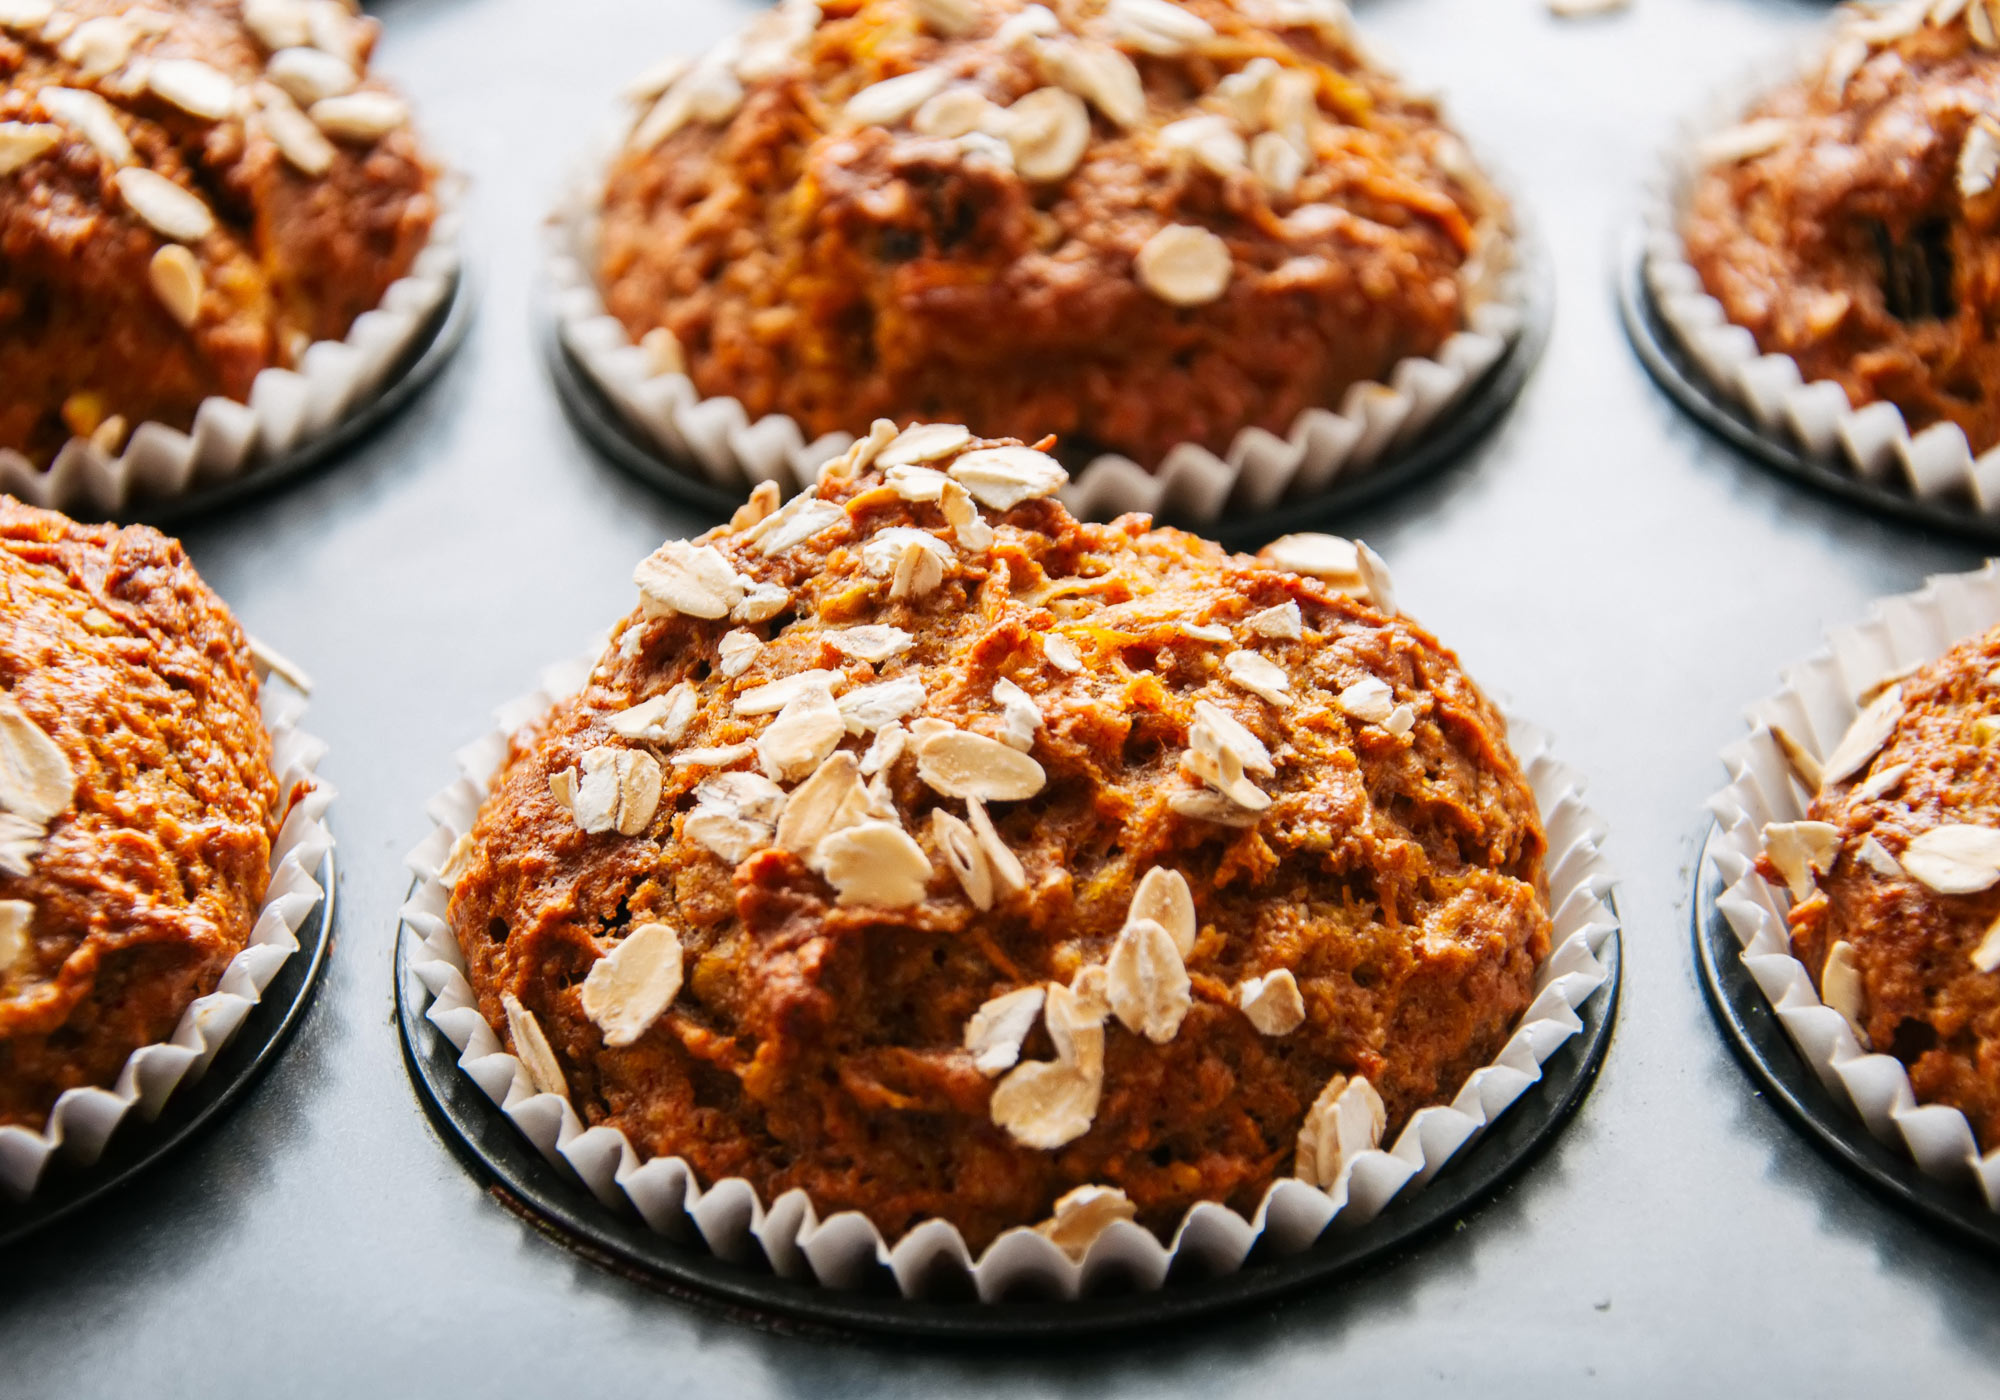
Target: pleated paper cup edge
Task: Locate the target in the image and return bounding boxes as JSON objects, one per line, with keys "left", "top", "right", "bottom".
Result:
{"left": 1643, "top": 52, "right": 2000, "bottom": 513}
{"left": 400, "top": 632, "right": 1618, "bottom": 1301}
{"left": 0, "top": 677, "right": 335, "bottom": 1200}
{"left": 544, "top": 132, "right": 1529, "bottom": 525}
{"left": 0, "top": 174, "right": 466, "bottom": 518}
{"left": 1708, "top": 560, "right": 2000, "bottom": 1209}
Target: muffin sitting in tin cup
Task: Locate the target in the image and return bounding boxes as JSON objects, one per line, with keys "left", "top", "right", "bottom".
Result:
{"left": 592, "top": 0, "right": 1512, "bottom": 475}
{"left": 1683, "top": 0, "right": 2000, "bottom": 457}
{"left": 0, "top": 495, "right": 287, "bottom": 1134}
{"left": 0, "top": 0, "right": 437, "bottom": 467}
{"left": 1761, "top": 625, "right": 2000, "bottom": 1152}
{"left": 442, "top": 423, "right": 1552, "bottom": 1253}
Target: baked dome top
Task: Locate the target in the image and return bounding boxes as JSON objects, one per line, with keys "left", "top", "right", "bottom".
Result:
{"left": 1683, "top": 0, "right": 2000, "bottom": 452}
{"left": 596, "top": 0, "right": 1508, "bottom": 467}
{"left": 0, "top": 495, "right": 279, "bottom": 1130}
{"left": 0, "top": 0, "right": 436, "bottom": 464}
{"left": 1764, "top": 621, "right": 2000, "bottom": 1154}
{"left": 446, "top": 424, "right": 1549, "bottom": 1250}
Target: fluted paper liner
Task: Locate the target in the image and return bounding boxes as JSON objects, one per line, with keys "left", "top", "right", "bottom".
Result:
{"left": 1643, "top": 62, "right": 2000, "bottom": 512}
{"left": 1708, "top": 561, "right": 2000, "bottom": 1210}
{"left": 546, "top": 133, "right": 1525, "bottom": 523}
{"left": 0, "top": 188, "right": 462, "bottom": 517}
{"left": 400, "top": 648, "right": 1616, "bottom": 1301}
{"left": 0, "top": 681, "right": 334, "bottom": 1199}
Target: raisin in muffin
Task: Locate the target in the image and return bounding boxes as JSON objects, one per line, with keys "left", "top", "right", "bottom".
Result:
{"left": 0, "top": 0, "right": 436, "bottom": 466}
{"left": 445, "top": 421, "right": 1551, "bottom": 1252}
{"left": 1761, "top": 623, "right": 2000, "bottom": 1153}
{"left": 1684, "top": 1, "right": 2000, "bottom": 453}
{"left": 0, "top": 495, "right": 282, "bottom": 1130}
{"left": 595, "top": 0, "right": 1510, "bottom": 469}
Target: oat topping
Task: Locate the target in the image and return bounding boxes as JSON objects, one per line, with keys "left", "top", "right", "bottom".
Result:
{"left": 825, "top": 624, "right": 915, "bottom": 662}
{"left": 758, "top": 688, "right": 847, "bottom": 782}
{"left": 1383, "top": 704, "right": 1416, "bottom": 737}
{"left": 1823, "top": 685, "right": 1906, "bottom": 786}
{"left": 1261, "top": 533, "right": 1364, "bottom": 587}
{"left": 1237, "top": 968, "right": 1306, "bottom": 1035}
{"left": 1105, "top": 916, "right": 1192, "bottom": 1043}
{"left": 147, "top": 244, "right": 203, "bottom": 328}
{"left": 1250, "top": 128, "right": 1305, "bottom": 196}
{"left": 947, "top": 446, "right": 1069, "bottom": 510}
{"left": 914, "top": 0, "right": 982, "bottom": 38}
{"left": 811, "top": 820, "right": 933, "bottom": 906}
{"left": 115, "top": 168, "right": 215, "bottom": 243}
{"left": 716, "top": 629, "right": 763, "bottom": 678}
{"left": 1852, "top": 761, "right": 1911, "bottom": 803}
{"left": 756, "top": 496, "right": 848, "bottom": 556}
{"left": 39, "top": 87, "right": 132, "bottom": 166}
{"left": 1135, "top": 223, "right": 1233, "bottom": 306}
{"left": 0, "top": 0, "right": 53, "bottom": 32}
{"left": 672, "top": 743, "right": 756, "bottom": 769}
{"left": 267, "top": 46, "right": 357, "bottom": 105}
{"left": 1902, "top": 823, "right": 2000, "bottom": 894}
{"left": 1167, "top": 788, "right": 1265, "bottom": 826}
{"left": 917, "top": 729, "right": 1048, "bottom": 800}
{"left": 1762, "top": 819, "right": 1840, "bottom": 901}
{"left": 0, "top": 120, "right": 60, "bottom": 175}
{"left": 939, "top": 480, "right": 996, "bottom": 553}
{"left": 1108, "top": 0, "right": 1215, "bottom": 54}
{"left": 859, "top": 722, "right": 908, "bottom": 776}
{"left": 1043, "top": 634, "right": 1083, "bottom": 673}
{"left": 0, "top": 898, "right": 30, "bottom": 979}
{"left": 1961, "top": 115, "right": 2000, "bottom": 199}
{"left": 1698, "top": 118, "right": 1795, "bottom": 167}
{"left": 880, "top": 422, "right": 972, "bottom": 466}
{"left": 776, "top": 751, "right": 873, "bottom": 853}
{"left": 1356, "top": 541, "right": 1398, "bottom": 617}
{"left": 0, "top": 691, "right": 74, "bottom": 827}
{"left": 501, "top": 992, "right": 569, "bottom": 1099}
{"left": 1000, "top": 84, "right": 1092, "bottom": 182}
{"left": 1222, "top": 649, "right": 1294, "bottom": 706}
{"left": 571, "top": 746, "right": 664, "bottom": 837}
{"left": 243, "top": 0, "right": 310, "bottom": 51}
{"left": 256, "top": 84, "right": 336, "bottom": 174}
{"left": 839, "top": 675, "right": 927, "bottom": 733}
{"left": 1035, "top": 1183, "right": 1137, "bottom": 1257}
{"left": 1178, "top": 621, "right": 1232, "bottom": 644}
{"left": 1769, "top": 723, "right": 1825, "bottom": 792}
{"left": 1821, "top": 939, "right": 1869, "bottom": 1042}
{"left": 1855, "top": 834, "right": 1903, "bottom": 878}
{"left": 1972, "top": 915, "right": 2000, "bottom": 974}
{"left": 1160, "top": 113, "right": 1246, "bottom": 176}
{"left": 845, "top": 67, "right": 950, "bottom": 127}
{"left": 734, "top": 670, "right": 845, "bottom": 716}
{"left": 993, "top": 678, "right": 1043, "bottom": 752}
{"left": 309, "top": 90, "right": 409, "bottom": 142}
{"left": 885, "top": 464, "right": 951, "bottom": 502}
{"left": 580, "top": 921, "right": 685, "bottom": 1047}
{"left": 1336, "top": 676, "right": 1394, "bottom": 724}
{"left": 964, "top": 984, "right": 1046, "bottom": 1074}
{"left": 1127, "top": 867, "right": 1195, "bottom": 957}
{"left": 933, "top": 807, "right": 994, "bottom": 909}
{"left": 990, "top": 978, "right": 1107, "bottom": 1148}
{"left": 0, "top": 814, "right": 46, "bottom": 878}
{"left": 634, "top": 540, "right": 747, "bottom": 620}
{"left": 684, "top": 809, "right": 770, "bottom": 863}
{"left": 1294, "top": 1073, "right": 1385, "bottom": 1188}
{"left": 609, "top": 685, "right": 698, "bottom": 745}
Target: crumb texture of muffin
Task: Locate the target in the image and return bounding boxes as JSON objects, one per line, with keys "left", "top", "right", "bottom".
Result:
{"left": 1683, "top": 1, "right": 2000, "bottom": 453}
{"left": 596, "top": 0, "right": 1509, "bottom": 468}
{"left": 0, "top": 0, "right": 437, "bottom": 465}
{"left": 446, "top": 425, "right": 1549, "bottom": 1252}
{"left": 0, "top": 495, "right": 280, "bottom": 1130}
{"left": 1766, "top": 622, "right": 2000, "bottom": 1154}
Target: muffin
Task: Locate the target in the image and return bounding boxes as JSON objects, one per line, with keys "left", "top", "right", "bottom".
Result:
{"left": 1761, "top": 623, "right": 2000, "bottom": 1152}
{"left": 0, "top": 494, "right": 281, "bottom": 1130}
{"left": 444, "top": 421, "right": 1551, "bottom": 1251}
{"left": 594, "top": 0, "right": 1511, "bottom": 470}
{"left": 1683, "top": 0, "right": 2000, "bottom": 454}
{"left": 0, "top": 0, "right": 437, "bottom": 466}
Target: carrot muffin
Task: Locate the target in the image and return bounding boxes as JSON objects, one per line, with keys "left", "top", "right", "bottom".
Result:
{"left": 444, "top": 422, "right": 1551, "bottom": 1251}
{"left": 595, "top": 0, "right": 1511, "bottom": 468}
{"left": 1683, "top": 0, "right": 2000, "bottom": 453}
{"left": 1761, "top": 624, "right": 2000, "bottom": 1153}
{"left": 0, "top": 495, "right": 283, "bottom": 1131}
{"left": 0, "top": 0, "right": 437, "bottom": 466}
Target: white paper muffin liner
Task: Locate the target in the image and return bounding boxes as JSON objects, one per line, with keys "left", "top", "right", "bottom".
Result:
{"left": 1642, "top": 54, "right": 2000, "bottom": 512}
{"left": 399, "top": 647, "right": 1616, "bottom": 1301}
{"left": 545, "top": 133, "right": 1526, "bottom": 524}
{"left": 0, "top": 679, "right": 335, "bottom": 1200}
{"left": 1708, "top": 561, "right": 2000, "bottom": 1210}
{"left": 0, "top": 185, "right": 463, "bottom": 518}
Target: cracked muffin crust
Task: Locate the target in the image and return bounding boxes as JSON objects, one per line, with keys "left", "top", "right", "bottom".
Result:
{"left": 0, "top": 0, "right": 436, "bottom": 466}
{"left": 1683, "top": 1, "right": 2000, "bottom": 454}
{"left": 1762, "top": 623, "right": 2000, "bottom": 1153}
{"left": 445, "top": 424, "right": 1550, "bottom": 1251}
{"left": 0, "top": 495, "right": 282, "bottom": 1131}
{"left": 595, "top": 0, "right": 1510, "bottom": 469}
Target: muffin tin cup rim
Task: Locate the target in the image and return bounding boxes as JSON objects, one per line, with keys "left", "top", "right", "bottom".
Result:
{"left": 0, "top": 174, "right": 468, "bottom": 522}
{"left": 396, "top": 633, "right": 1620, "bottom": 1313}
{"left": 0, "top": 676, "right": 337, "bottom": 1207}
{"left": 1705, "top": 559, "right": 2000, "bottom": 1217}
{"left": 542, "top": 124, "right": 1543, "bottom": 531}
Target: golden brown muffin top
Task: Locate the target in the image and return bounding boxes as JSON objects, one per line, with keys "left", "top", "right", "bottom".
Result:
{"left": 0, "top": 495, "right": 279, "bottom": 1128}
{"left": 446, "top": 426, "right": 1549, "bottom": 1247}
{"left": 595, "top": 0, "right": 1509, "bottom": 463}
{"left": 1683, "top": 0, "right": 2000, "bottom": 451}
{"left": 0, "top": 0, "right": 435, "bottom": 458}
